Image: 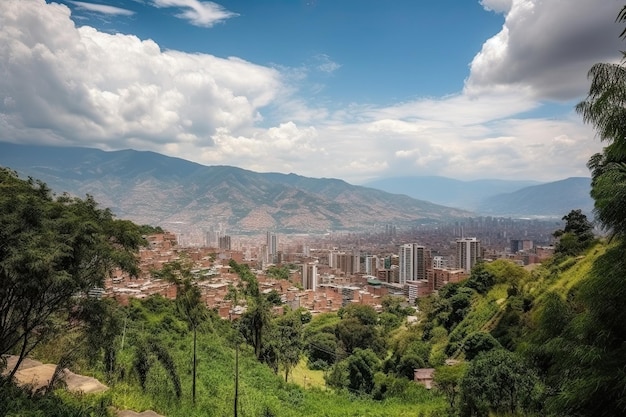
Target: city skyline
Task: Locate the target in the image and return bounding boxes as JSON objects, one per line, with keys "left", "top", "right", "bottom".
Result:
{"left": 1, "top": 0, "right": 623, "bottom": 184}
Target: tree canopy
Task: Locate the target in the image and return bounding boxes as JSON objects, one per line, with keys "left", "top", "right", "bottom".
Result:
{"left": 0, "top": 168, "right": 144, "bottom": 380}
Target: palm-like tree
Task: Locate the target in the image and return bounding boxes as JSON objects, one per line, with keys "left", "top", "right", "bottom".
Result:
{"left": 154, "top": 259, "right": 207, "bottom": 404}
{"left": 575, "top": 6, "right": 626, "bottom": 238}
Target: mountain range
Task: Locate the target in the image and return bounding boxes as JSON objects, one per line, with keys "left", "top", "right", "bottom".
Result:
{"left": 0, "top": 142, "right": 469, "bottom": 233}
{"left": 0, "top": 142, "right": 594, "bottom": 232}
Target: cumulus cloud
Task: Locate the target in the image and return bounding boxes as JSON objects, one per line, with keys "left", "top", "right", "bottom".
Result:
{"left": 69, "top": 1, "right": 135, "bottom": 16}
{"left": 0, "top": 0, "right": 280, "bottom": 150}
{"left": 152, "top": 0, "right": 237, "bottom": 27}
{"left": 467, "top": 0, "right": 624, "bottom": 100}
{"left": 0, "top": 0, "right": 613, "bottom": 184}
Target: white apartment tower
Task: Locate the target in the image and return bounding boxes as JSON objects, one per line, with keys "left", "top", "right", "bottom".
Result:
{"left": 399, "top": 243, "right": 430, "bottom": 284}
{"left": 456, "top": 237, "right": 481, "bottom": 272}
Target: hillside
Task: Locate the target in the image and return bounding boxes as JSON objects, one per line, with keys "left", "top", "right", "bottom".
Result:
{"left": 0, "top": 142, "right": 470, "bottom": 233}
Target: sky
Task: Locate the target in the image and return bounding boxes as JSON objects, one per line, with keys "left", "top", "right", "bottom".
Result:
{"left": 0, "top": 0, "right": 624, "bottom": 184}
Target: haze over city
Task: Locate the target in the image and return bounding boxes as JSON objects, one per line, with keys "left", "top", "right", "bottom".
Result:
{"left": 1, "top": 0, "right": 623, "bottom": 183}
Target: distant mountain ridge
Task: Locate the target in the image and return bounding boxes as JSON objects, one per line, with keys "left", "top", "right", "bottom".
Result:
{"left": 0, "top": 142, "right": 470, "bottom": 233}
{"left": 363, "top": 176, "right": 542, "bottom": 210}
{"left": 364, "top": 175, "right": 593, "bottom": 218}
{"left": 476, "top": 177, "right": 593, "bottom": 217}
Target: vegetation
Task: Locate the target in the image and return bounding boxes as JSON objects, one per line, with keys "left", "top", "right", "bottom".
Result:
{"left": 3, "top": 8, "right": 626, "bottom": 413}
{"left": 0, "top": 168, "right": 145, "bottom": 383}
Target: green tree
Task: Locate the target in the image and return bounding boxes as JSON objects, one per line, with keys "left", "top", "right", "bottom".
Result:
{"left": 576, "top": 6, "right": 626, "bottom": 239}
{"left": 81, "top": 298, "right": 124, "bottom": 378}
{"left": 240, "top": 295, "right": 272, "bottom": 361}
{"left": 460, "top": 332, "right": 502, "bottom": 361}
{"left": 305, "top": 332, "right": 338, "bottom": 369}
{"left": 553, "top": 209, "right": 595, "bottom": 255}
{"left": 465, "top": 263, "right": 496, "bottom": 294}
{"left": 459, "top": 349, "right": 540, "bottom": 417}
{"left": 0, "top": 169, "right": 143, "bottom": 381}
{"left": 274, "top": 312, "right": 303, "bottom": 382}
{"left": 434, "top": 363, "right": 467, "bottom": 412}
{"left": 345, "top": 348, "right": 381, "bottom": 395}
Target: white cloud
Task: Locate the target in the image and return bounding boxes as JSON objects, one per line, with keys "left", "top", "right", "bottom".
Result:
{"left": 0, "top": 0, "right": 613, "bottom": 186}
{"left": 480, "top": 0, "right": 512, "bottom": 14}
{"left": 0, "top": 0, "right": 281, "bottom": 150}
{"left": 152, "top": 0, "right": 237, "bottom": 27}
{"left": 69, "top": 1, "right": 135, "bottom": 16}
{"left": 467, "top": 0, "right": 624, "bottom": 100}
{"left": 314, "top": 54, "right": 341, "bottom": 74}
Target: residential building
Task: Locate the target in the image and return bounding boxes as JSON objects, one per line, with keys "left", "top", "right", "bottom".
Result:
{"left": 456, "top": 237, "right": 481, "bottom": 272}
{"left": 399, "top": 243, "right": 431, "bottom": 284}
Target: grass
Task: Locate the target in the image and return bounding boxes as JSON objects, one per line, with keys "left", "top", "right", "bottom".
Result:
{"left": 289, "top": 359, "right": 326, "bottom": 389}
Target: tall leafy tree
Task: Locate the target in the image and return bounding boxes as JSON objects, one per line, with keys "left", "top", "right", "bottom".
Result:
{"left": 459, "top": 349, "right": 540, "bottom": 417}
{"left": 576, "top": 6, "right": 626, "bottom": 238}
{"left": 0, "top": 169, "right": 143, "bottom": 382}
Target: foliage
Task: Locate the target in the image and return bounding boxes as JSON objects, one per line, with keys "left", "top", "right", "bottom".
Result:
{"left": 335, "top": 304, "right": 386, "bottom": 356}
{"left": 345, "top": 348, "right": 381, "bottom": 395}
{"left": 0, "top": 168, "right": 143, "bottom": 381}
{"left": 273, "top": 311, "right": 304, "bottom": 382}
{"left": 465, "top": 262, "right": 496, "bottom": 294}
{"left": 576, "top": 7, "right": 626, "bottom": 239}
{"left": 137, "top": 224, "right": 165, "bottom": 235}
{"left": 459, "top": 349, "right": 541, "bottom": 417}
{"left": 305, "top": 332, "right": 338, "bottom": 369}
{"left": 266, "top": 265, "right": 290, "bottom": 280}
{"left": 553, "top": 209, "right": 595, "bottom": 256}
{"left": 433, "top": 363, "right": 467, "bottom": 412}
{"left": 460, "top": 332, "right": 502, "bottom": 361}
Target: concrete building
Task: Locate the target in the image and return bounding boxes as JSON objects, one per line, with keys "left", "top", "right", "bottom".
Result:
{"left": 399, "top": 243, "right": 431, "bottom": 284}
{"left": 301, "top": 262, "right": 318, "bottom": 291}
{"left": 218, "top": 235, "right": 231, "bottom": 250}
{"left": 456, "top": 237, "right": 481, "bottom": 272}
{"left": 266, "top": 232, "right": 278, "bottom": 264}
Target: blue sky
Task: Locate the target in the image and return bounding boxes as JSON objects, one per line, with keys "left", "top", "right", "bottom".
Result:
{"left": 1, "top": 0, "right": 624, "bottom": 183}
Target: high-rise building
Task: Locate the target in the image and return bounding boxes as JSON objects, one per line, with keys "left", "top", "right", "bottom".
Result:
{"left": 218, "top": 235, "right": 231, "bottom": 250}
{"left": 399, "top": 243, "right": 430, "bottom": 284}
{"left": 301, "top": 263, "right": 318, "bottom": 291}
{"left": 364, "top": 255, "right": 380, "bottom": 275}
{"left": 456, "top": 237, "right": 481, "bottom": 272}
{"left": 266, "top": 232, "right": 278, "bottom": 264}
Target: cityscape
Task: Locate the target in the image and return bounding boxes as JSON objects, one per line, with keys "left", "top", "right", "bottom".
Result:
{"left": 107, "top": 217, "right": 559, "bottom": 319}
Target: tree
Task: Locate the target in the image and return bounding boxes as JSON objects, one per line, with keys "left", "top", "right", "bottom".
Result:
{"left": 81, "top": 297, "right": 124, "bottom": 378}
{"left": 576, "top": 6, "right": 626, "bottom": 239}
{"left": 153, "top": 259, "right": 208, "bottom": 404}
{"left": 459, "top": 349, "right": 540, "bottom": 417}
{"left": 240, "top": 295, "right": 272, "bottom": 361}
{"left": 465, "top": 263, "right": 496, "bottom": 294}
{"left": 0, "top": 169, "right": 143, "bottom": 382}
{"left": 274, "top": 312, "right": 303, "bottom": 382}
{"left": 434, "top": 363, "right": 467, "bottom": 412}
{"left": 133, "top": 338, "right": 182, "bottom": 399}
{"left": 461, "top": 332, "right": 502, "bottom": 361}
{"left": 305, "top": 332, "right": 337, "bottom": 369}
{"left": 553, "top": 209, "right": 595, "bottom": 255}
{"left": 345, "top": 348, "right": 381, "bottom": 395}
